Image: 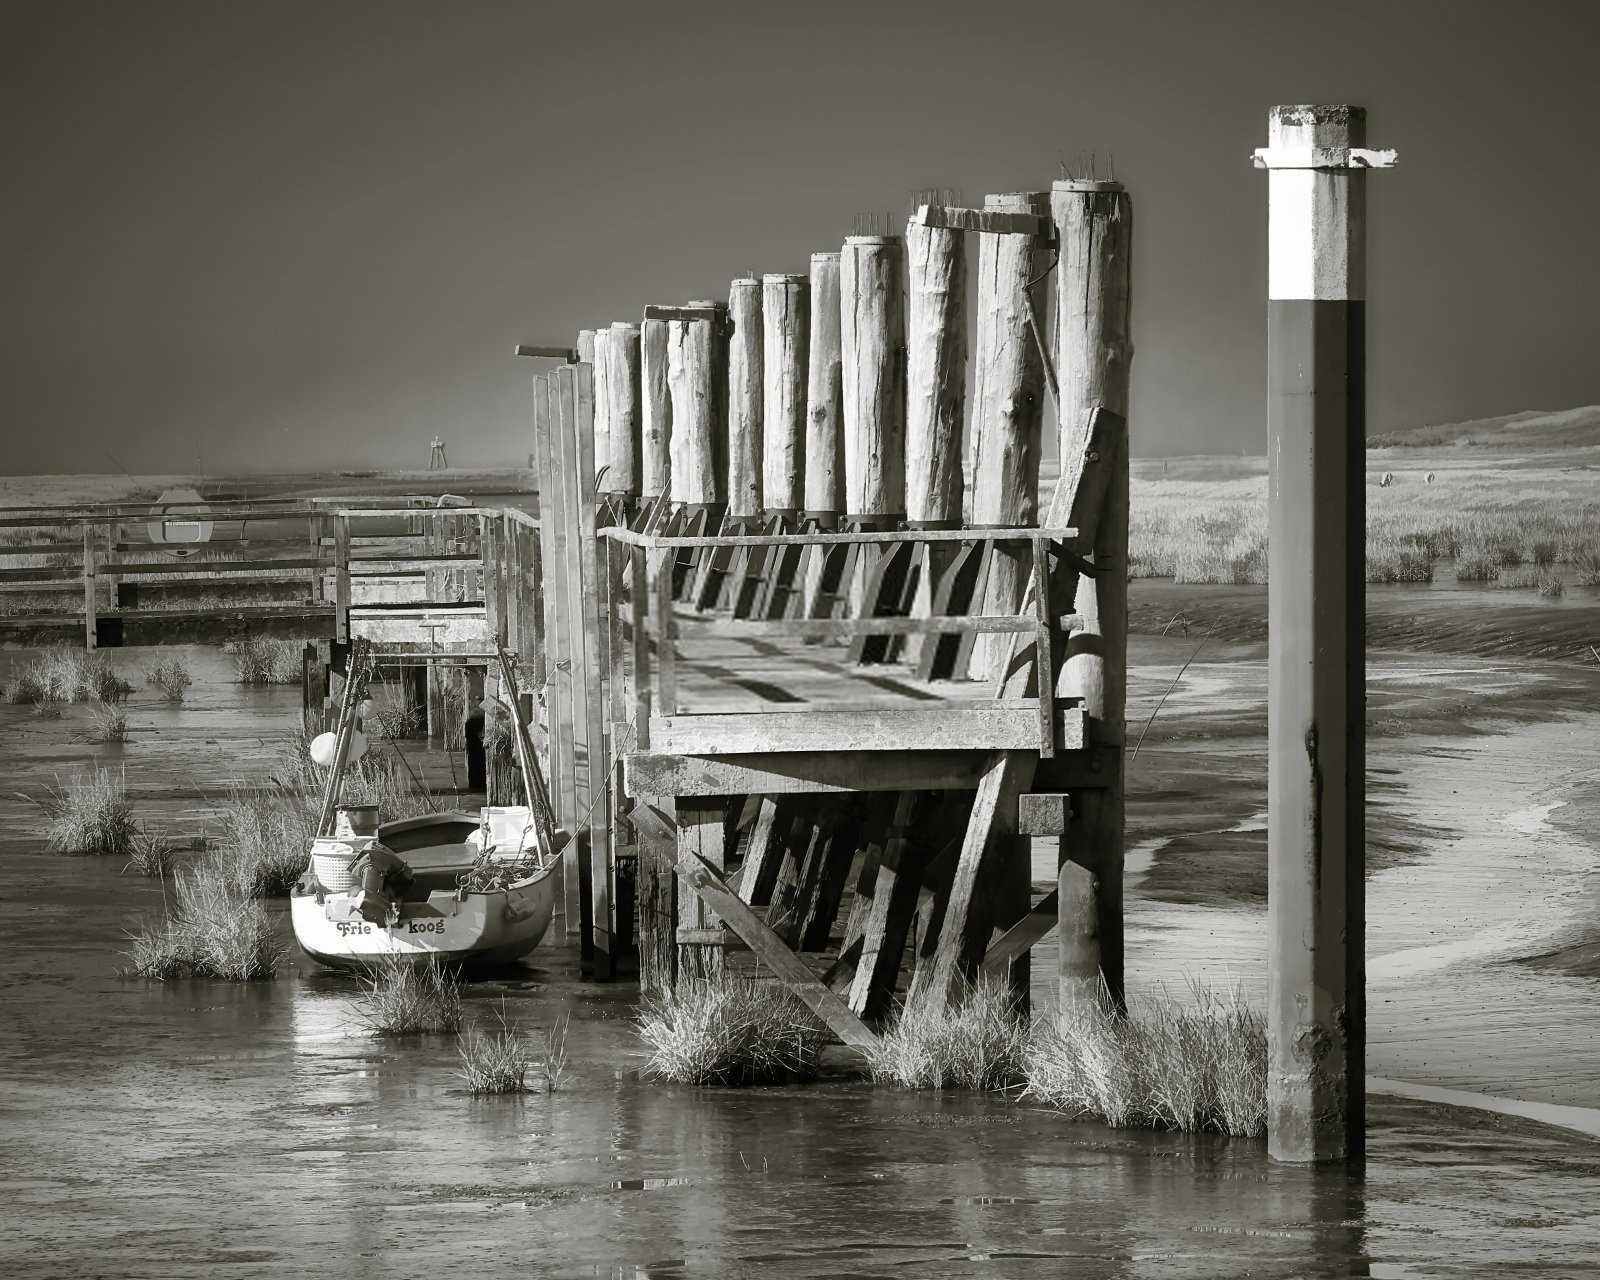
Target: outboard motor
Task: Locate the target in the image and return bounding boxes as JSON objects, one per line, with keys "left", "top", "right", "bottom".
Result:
{"left": 348, "top": 844, "right": 415, "bottom": 926}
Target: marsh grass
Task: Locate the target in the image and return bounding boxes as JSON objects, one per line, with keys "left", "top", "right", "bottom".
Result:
{"left": 637, "top": 975, "right": 824, "bottom": 1085}
{"left": 41, "top": 768, "right": 138, "bottom": 856}
{"left": 368, "top": 681, "right": 423, "bottom": 740}
{"left": 128, "top": 862, "right": 283, "bottom": 981}
{"left": 32, "top": 698, "right": 65, "bottom": 720}
{"left": 228, "top": 636, "right": 302, "bottom": 684}
{"left": 5, "top": 647, "right": 131, "bottom": 705}
{"left": 145, "top": 654, "right": 193, "bottom": 702}
{"left": 866, "top": 976, "right": 1029, "bottom": 1090}
{"left": 458, "top": 1005, "right": 571, "bottom": 1095}
{"left": 77, "top": 701, "right": 128, "bottom": 743}
{"left": 125, "top": 829, "right": 180, "bottom": 877}
{"left": 358, "top": 958, "right": 464, "bottom": 1036}
{"left": 1130, "top": 459, "right": 1600, "bottom": 586}
{"left": 210, "top": 783, "right": 317, "bottom": 896}
{"left": 1022, "top": 983, "right": 1267, "bottom": 1136}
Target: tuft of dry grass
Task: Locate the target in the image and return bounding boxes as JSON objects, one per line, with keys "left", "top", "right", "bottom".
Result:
{"left": 358, "top": 957, "right": 464, "bottom": 1036}
{"left": 458, "top": 1005, "right": 570, "bottom": 1095}
{"left": 228, "top": 636, "right": 302, "bottom": 685}
{"left": 145, "top": 654, "right": 193, "bottom": 702}
{"left": 5, "top": 648, "right": 131, "bottom": 705}
{"left": 77, "top": 701, "right": 128, "bottom": 743}
{"left": 368, "top": 682, "right": 423, "bottom": 740}
{"left": 125, "top": 829, "right": 180, "bottom": 877}
{"left": 637, "top": 975, "right": 824, "bottom": 1086}
{"left": 866, "top": 976, "right": 1029, "bottom": 1091}
{"left": 1022, "top": 983, "right": 1267, "bottom": 1136}
{"left": 41, "top": 768, "right": 138, "bottom": 856}
{"left": 210, "top": 783, "right": 317, "bottom": 897}
{"left": 128, "top": 862, "right": 283, "bottom": 981}
{"left": 32, "top": 698, "right": 65, "bottom": 720}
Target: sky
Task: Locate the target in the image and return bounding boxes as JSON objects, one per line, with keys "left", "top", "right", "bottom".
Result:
{"left": 4, "top": 0, "right": 1598, "bottom": 475}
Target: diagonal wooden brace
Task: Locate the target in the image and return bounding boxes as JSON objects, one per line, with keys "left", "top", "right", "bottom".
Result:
{"left": 674, "top": 849, "right": 880, "bottom": 1053}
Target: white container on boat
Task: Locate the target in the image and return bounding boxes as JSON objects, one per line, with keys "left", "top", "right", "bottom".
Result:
{"left": 310, "top": 835, "right": 375, "bottom": 892}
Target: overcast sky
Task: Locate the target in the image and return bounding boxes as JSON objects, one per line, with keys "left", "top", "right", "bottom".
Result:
{"left": 4, "top": 0, "right": 1597, "bottom": 475}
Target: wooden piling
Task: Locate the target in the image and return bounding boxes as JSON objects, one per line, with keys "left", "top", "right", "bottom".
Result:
{"left": 905, "top": 219, "right": 966, "bottom": 528}
{"left": 903, "top": 214, "right": 967, "bottom": 663}
{"left": 802, "top": 251, "right": 845, "bottom": 617}
{"left": 969, "top": 192, "right": 1050, "bottom": 681}
{"left": 840, "top": 234, "right": 908, "bottom": 647}
{"left": 1261, "top": 103, "right": 1381, "bottom": 1165}
{"left": 603, "top": 322, "right": 642, "bottom": 500}
{"left": 804, "top": 253, "right": 844, "bottom": 523}
{"left": 1052, "top": 178, "right": 1133, "bottom": 1014}
{"left": 762, "top": 274, "right": 808, "bottom": 517}
{"left": 666, "top": 317, "right": 722, "bottom": 508}
{"left": 725, "top": 277, "right": 764, "bottom": 521}
{"left": 840, "top": 235, "right": 906, "bottom": 524}
{"left": 591, "top": 326, "right": 613, "bottom": 493}
{"left": 640, "top": 318, "right": 672, "bottom": 507}
{"left": 755, "top": 273, "right": 810, "bottom": 617}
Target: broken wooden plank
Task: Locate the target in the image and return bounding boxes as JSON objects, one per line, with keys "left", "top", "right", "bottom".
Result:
{"left": 912, "top": 204, "right": 1052, "bottom": 236}
{"left": 622, "top": 749, "right": 996, "bottom": 799}
{"left": 675, "top": 848, "right": 879, "bottom": 1053}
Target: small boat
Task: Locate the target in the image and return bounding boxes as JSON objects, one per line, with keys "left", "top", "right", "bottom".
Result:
{"left": 290, "top": 806, "right": 560, "bottom": 971}
{"left": 291, "top": 637, "right": 563, "bottom": 973}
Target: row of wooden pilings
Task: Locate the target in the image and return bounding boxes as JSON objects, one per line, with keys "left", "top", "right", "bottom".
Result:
{"left": 518, "top": 179, "right": 1134, "bottom": 1012}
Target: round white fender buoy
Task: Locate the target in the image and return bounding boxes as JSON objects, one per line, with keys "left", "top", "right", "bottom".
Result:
{"left": 309, "top": 729, "right": 368, "bottom": 767}
{"left": 357, "top": 698, "right": 375, "bottom": 720}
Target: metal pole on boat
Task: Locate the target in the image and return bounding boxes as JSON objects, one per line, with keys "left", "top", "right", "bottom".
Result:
{"left": 1259, "top": 105, "right": 1395, "bottom": 1164}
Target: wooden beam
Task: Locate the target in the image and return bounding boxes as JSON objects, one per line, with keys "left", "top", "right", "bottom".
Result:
{"left": 907, "top": 749, "right": 1031, "bottom": 1008}
{"left": 847, "top": 793, "right": 924, "bottom": 1021}
{"left": 980, "top": 889, "right": 1059, "bottom": 977}
{"left": 649, "top": 706, "right": 1086, "bottom": 755}
{"left": 675, "top": 799, "right": 726, "bottom": 980}
{"left": 624, "top": 749, "right": 998, "bottom": 798}
{"left": 675, "top": 848, "right": 879, "bottom": 1053}
{"left": 644, "top": 304, "right": 725, "bottom": 323}
{"left": 912, "top": 204, "right": 1052, "bottom": 236}
{"left": 515, "top": 344, "right": 579, "bottom": 361}
{"left": 1017, "top": 792, "right": 1073, "bottom": 835}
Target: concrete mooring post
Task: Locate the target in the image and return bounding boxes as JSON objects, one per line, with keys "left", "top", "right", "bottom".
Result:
{"left": 1258, "top": 104, "right": 1394, "bottom": 1164}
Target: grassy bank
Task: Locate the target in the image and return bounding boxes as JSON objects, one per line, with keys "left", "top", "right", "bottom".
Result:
{"left": 1129, "top": 452, "right": 1600, "bottom": 587}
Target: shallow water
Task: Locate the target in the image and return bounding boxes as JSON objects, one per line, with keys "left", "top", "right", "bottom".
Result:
{"left": 4, "top": 646, "right": 1600, "bottom": 1277}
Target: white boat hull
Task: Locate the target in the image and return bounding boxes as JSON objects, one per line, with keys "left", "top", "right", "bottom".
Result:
{"left": 290, "top": 808, "right": 560, "bottom": 972}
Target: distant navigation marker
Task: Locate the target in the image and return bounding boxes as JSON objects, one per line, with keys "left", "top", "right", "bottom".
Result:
{"left": 429, "top": 436, "right": 449, "bottom": 470}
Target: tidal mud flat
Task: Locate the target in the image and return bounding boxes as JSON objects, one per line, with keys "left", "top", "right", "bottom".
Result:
{"left": 2, "top": 597, "right": 1599, "bottom": 1276}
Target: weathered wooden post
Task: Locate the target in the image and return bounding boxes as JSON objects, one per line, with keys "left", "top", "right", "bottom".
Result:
{"left": 665, "top": 306, "right": 725, "bottom": 597}
{"left": 802, "top": 251, "right": 845, "bottom": 616}
{"left": 967, "top": 192, "right": 1050, "bottom": 681}
{"left": 902, "top": 209, "right": 967, "bottom": 662}
{"left": 840, "top": 233, "right": 907, "bottom": 653}
{"left": 755, "top": 272, "right": 809, "bottom": 617}
{"left": 711, "top": 277, "right": 763, "bottom": 611}
{"left": 639, "top": 316, "right": 672, "bottom": 532}
{"left": 601, "top": 322, "right": 642, "bottom": 513}
{"left": 591, "top": 326, "right": 613, "bottom": 494}
{"left": 1052, "top": 178, "right": 1133, "bottom": 1012}
{"left": 1259, "top": 104, "right": 1393, "bottom": 1165}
